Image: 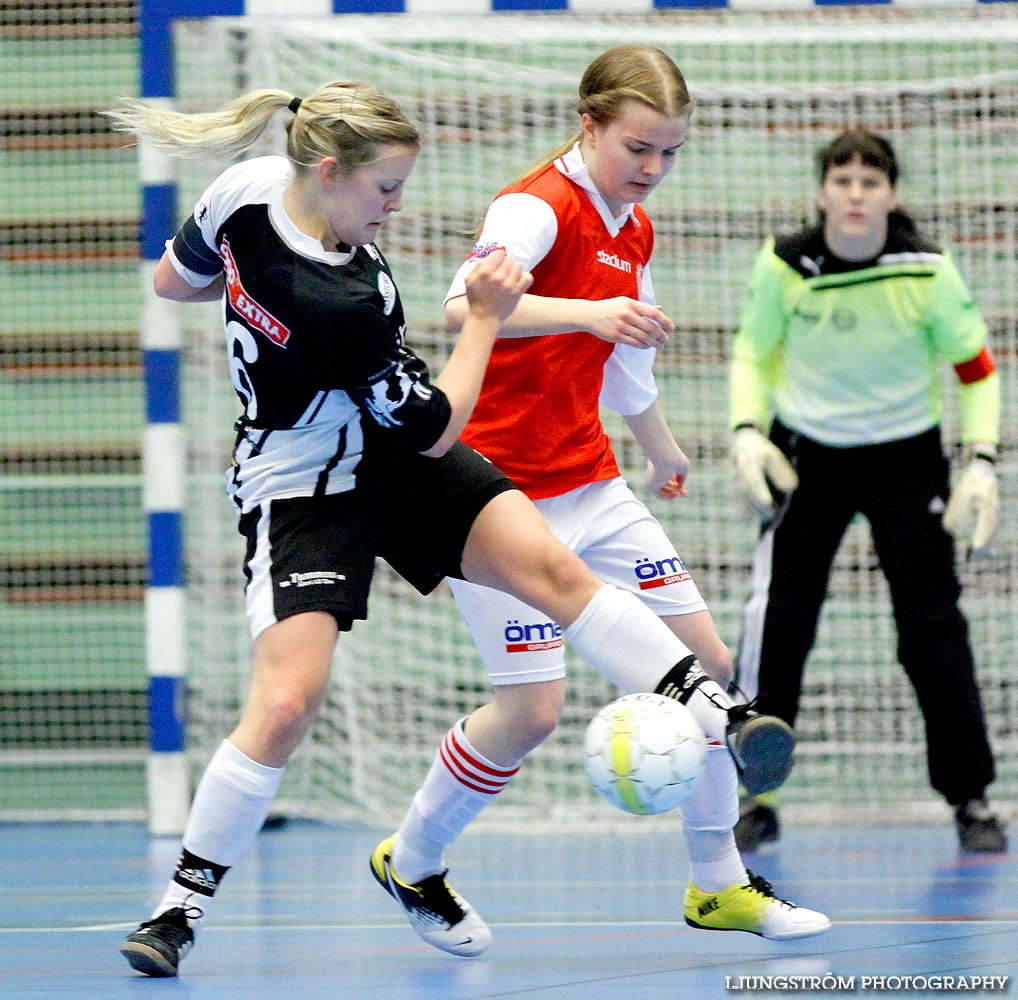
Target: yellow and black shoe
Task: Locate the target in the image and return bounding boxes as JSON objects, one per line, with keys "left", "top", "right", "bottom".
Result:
{"left": 370, "top": 834, "right": 491, "bottom": 957}
{"left": 685, "top": 871, "right": 830, "bottom": 940}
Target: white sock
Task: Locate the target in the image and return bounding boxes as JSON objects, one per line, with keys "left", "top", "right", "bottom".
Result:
{"left": 566, "top": 586, "right": 734, "bottom": 743}
{"left": 564, "top": 585, "right": 691, "bottom": 690}
{"left": 680, "top": 746, "right": 746, "bottom": 891}
{"left": 394, "top": 718, "right": 519, "bottom": 883}
{"left": 683, "top": 828, "right": 747, "bottom": 892}
{"left": 152, "top": 739, "right": 283, "bottom": 920}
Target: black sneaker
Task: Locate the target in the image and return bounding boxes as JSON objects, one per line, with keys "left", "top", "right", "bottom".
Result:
{"left": 734, "top": 801, "right": 781, "bottom": 851}
{"left": 725, "top": 705, "right": 795, "bottom": 796}
{"left": 956, "top": 800, "right": 1007, "bottom": 853}
{"left": 120, "top": 904, "right": 202, "bottom": 977}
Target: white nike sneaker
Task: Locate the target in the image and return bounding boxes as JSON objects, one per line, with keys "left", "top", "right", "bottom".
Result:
{"left": 370, "top": 834, "right": 492, "bottom": 957}
{"left": 685, "top": 871, "right": 831, "bottom": 940}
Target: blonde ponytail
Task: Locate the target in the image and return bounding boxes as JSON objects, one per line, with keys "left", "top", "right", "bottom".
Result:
{"left": 105, "top": 80, "right": 421, "bottom": 170}
{"left": 105, "top": 90, "right": 295, "bottom": 160}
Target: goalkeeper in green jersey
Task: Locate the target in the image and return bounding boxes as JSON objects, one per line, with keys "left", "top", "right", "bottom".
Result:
{"left": 728, "top": 127, "right": 1006, "bottom": 854}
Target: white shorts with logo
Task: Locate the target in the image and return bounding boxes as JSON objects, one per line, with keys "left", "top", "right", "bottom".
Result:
{"left": 447, "top": 476, "right": 708, "bottom": 686}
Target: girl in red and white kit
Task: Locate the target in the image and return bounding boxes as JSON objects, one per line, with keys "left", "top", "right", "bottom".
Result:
{"left": 373, "top": 44, "right": 830, "bottom": 954}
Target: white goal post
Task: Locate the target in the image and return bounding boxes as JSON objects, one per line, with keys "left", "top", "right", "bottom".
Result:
{"left": 172, "top": 8, "right": 1018, "bottom": 829}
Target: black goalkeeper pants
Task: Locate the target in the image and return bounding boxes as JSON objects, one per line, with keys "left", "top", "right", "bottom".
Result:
{"left": 734, "top": 421, "right": 996, "bottom": 807}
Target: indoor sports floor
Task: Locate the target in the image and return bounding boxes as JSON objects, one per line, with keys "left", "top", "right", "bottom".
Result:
{"left": 2, "top": 818, "right": 1016, "bottom": 999}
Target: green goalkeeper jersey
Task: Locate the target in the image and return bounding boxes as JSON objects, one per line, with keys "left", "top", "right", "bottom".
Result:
{"left": 729, "top": 220, "right": 999, "bottom": 447}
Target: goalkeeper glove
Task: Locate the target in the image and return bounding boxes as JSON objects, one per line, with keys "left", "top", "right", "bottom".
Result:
{"left": 732, "top": 425, "right": 799, "bottom": 519}
{"left": 942, "top": 448, "right": 999, "bottom": 559}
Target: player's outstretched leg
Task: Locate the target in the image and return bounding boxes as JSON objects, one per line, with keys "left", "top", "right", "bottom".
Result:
{"left": 120, "top": 903, "right": 203, "bottom": 977}
{"left": 684, "top": 871, "right": 830, "bottom": 940}
{"left": 655, "top": 658, "right": 795, "bottom": 796}
{"left": 370, "top": 835, "right": 492, "bottom": 957}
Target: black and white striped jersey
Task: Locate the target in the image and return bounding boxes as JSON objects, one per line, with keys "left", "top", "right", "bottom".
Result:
{"left": 166, "top": 155, "right": 451, "bottom": 513}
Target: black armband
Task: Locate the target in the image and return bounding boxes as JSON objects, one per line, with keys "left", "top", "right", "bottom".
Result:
{"left": 172, "top": 215, "right": 223, "bottom": 277}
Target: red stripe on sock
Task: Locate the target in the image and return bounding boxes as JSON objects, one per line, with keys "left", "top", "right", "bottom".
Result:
{"left": 441, "top": 741, "right": 509, "bottom": 794}
{"left": 439, "top": 728, "right": 519, "bottom": 794}
{"left": 446, "top": 728, "right": 520, "bottom": 779}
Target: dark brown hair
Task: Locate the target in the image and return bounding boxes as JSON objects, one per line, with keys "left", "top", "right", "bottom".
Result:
{"left": 817, "top": 127, "right": 898, "bottom": 185}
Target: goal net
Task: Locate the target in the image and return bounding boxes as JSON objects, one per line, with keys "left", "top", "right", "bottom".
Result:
{"left": 174, "top": 7, "right": 1018, "bottom": 828}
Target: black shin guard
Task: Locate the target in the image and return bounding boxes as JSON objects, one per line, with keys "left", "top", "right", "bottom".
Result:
{"left": 172, "top": 848, "right": 230, "bottom": 898}
{"left": 654, "top": 654, "right": 709, "bottom": 705}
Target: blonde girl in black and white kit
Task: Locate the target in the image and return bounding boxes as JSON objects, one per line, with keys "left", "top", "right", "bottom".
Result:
{"left": 107, "top": 79, "right": 802, "bottom": 977}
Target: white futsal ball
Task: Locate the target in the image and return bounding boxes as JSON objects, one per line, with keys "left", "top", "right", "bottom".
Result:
{"left": 583, "top": 692, "right": 707, "bottom": 815}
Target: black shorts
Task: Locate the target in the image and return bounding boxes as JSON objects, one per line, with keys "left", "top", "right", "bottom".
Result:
{"left": 238, "top": 442, "right": 515, "bottom": 637}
